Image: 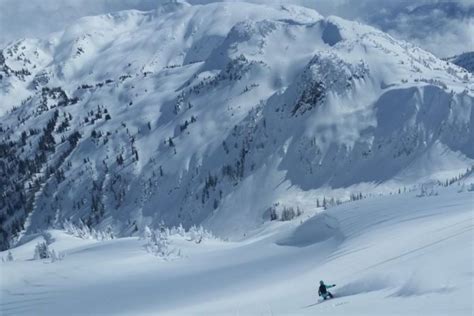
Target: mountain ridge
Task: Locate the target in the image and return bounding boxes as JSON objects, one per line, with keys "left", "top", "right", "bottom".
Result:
{"left": 0, "top": 1, "right": 473, "bottom": 250}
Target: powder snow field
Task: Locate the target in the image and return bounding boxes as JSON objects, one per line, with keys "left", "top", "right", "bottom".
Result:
{"left": 1, "top": 186, "right": 473, "bottom": 316}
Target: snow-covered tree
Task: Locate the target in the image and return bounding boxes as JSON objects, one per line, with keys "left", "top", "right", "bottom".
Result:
{"left": 2, "top": 251, "right": 14, "bottom": 262}
{"left": 62, "top": 220, "right": 114, "bottom": 241}
{"left": 170, "top": 224, "right": 185, "bottom": 236}
{"left": 417, "top": 184, "right": 438, "bottom": 197}
{"left": 34, "top": 242, "right": 50, "bottom": 259}
{"left": 142, "top": 225, "right": 153, "bottom": 240}
{"left": 188, "top": 225, "right": 214, "bottom": 243}
{"left": 468, "top": 183, "right": 474, "bottom": 192}
{"left": 143, "top": 226, "right": 179, "bottom": 258}
{"left": 49, "top": 249, "right": 65, "bottom": 263}
{"left": 270, "top": 207, "right": 278, "bottom": 221}
{"left": 153, "top": 230, "right": 171, "bottom": 257}
{"left": 281, "top": 207, "right": 296, "bottom": 221}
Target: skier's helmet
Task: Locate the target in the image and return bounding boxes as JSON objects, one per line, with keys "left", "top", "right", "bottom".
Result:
{"left": 320, "top": 280, "right": 324, "bottom": 285}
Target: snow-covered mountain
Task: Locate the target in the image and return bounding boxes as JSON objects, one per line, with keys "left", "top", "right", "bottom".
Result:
{"left": 1, "top": 1, "right": 473, "bottom": 250}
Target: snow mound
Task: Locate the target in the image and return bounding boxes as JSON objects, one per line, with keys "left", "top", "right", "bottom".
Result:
{"left": 277, "top": 213, "right": 342, "bottom": 247}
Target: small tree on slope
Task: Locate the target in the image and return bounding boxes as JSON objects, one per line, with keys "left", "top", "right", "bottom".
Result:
{"left": 34, "top": 242, "right": 50, "bottom": 259}
{"left": 143, "top": 226, "right": 176, "bottom": 258}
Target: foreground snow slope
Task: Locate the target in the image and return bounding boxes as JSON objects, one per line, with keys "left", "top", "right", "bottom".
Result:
{"left": 2, "top": 187, "right": 472, "bottom": 315}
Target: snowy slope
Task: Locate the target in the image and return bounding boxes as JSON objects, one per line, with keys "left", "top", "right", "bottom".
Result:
{"left": 447, "top": 52, "right": 474, "bottom": 73}
{"left": 1, "top": 186, "right": 473, "bottom": 315}
{"left": 0, "top": 1, "right": 473, "bottom": 250}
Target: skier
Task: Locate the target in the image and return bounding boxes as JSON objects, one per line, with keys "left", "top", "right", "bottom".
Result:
{"left": 318, "top": 280, "right": 336, "bottom": 300}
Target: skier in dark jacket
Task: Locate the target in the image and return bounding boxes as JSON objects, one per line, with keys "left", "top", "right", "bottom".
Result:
{"left": 318, "top": 280, "right": 335, "bottom": 299}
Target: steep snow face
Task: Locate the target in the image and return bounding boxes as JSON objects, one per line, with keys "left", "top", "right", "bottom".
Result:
{"left": 0, "top": 2, "right": 473, "bottom": 249}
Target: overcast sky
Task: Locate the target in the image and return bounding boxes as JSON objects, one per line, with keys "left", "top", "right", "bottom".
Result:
{"left": 0, "top": 0, "right": 472, "bottom": 57}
